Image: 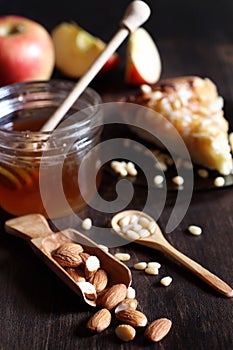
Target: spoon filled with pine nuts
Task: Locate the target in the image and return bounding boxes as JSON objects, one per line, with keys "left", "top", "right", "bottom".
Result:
{"left": 111, "top": 210, "right": 233, "bottom": 298}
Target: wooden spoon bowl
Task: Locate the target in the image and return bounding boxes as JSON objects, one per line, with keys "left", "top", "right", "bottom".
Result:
{"left": 111, "top": 210, "right": 233, "bottom": 298}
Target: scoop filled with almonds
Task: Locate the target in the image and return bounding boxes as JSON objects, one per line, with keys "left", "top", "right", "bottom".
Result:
{"left": 5, "top": 214, "right": 131, "bottom": 306}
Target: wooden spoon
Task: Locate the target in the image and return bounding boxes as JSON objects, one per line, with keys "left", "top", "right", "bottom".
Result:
{"left": 5, "top": 214, "right": 131, "bottom": 307}
{"left": 111, "top": 210, "right": 233, "bottom": 298}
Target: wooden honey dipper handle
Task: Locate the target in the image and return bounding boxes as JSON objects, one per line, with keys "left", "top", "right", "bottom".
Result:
{"left": 41, "top": 1, "right": 151, "bottom": 132}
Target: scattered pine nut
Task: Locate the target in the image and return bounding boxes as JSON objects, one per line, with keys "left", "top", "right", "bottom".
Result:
{"left": 197, "top": 168, "right": 209, "bottom": 178}
{"left": 114, "top": 253, "right": 131, "bottom": 262}
{"left": 155, "top": 162, "right": 167, "bottom": 172}
{"left": 115, "top": 324, "right": 136, "bottom": 342}
{"left": 147, "top": 262, "right": 161, "bottom": 269}
{"left": 140, "top": 84, "right": 152, "bottom": 94}
{"left": 126, "top": 286, "right": 136, "bottom": 299}
{"left": 145, "top": 267, "right": 159, "bottom": 275}
{"left": 214, "top": 176, "right": 225, "bottom": 187}
{"left": 160, "top": 276, "right": 173, "bottom": 286}
{"left": 172, "top": 175, "right": 184, "bottom": 186}
{"left": 82, "top": 218, "right": 92, "bottom": 230}
{"left": 98, "top": 244, "right": 109, "bottom": 253}
{"left": 188, "top": 225, "right": 202, "bottom": 236}
{"left": 153, "top": 175, "right": 164, "bottom": 186}
{"left": 134, "top": 262, "right": 148, "bottom": 270}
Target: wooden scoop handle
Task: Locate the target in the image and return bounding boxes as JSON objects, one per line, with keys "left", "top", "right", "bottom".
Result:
{"left": 5, "top": 214, "right": 53, "bottom": 240}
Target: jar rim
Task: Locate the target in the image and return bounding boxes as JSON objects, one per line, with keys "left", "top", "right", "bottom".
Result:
{"left": 0, "top": 79, "right": 102, "bottom": 136}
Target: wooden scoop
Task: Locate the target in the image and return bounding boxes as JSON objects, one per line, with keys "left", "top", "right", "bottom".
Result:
{"left": 5, "top": 214, "right": 131, "bottom": 307}
{"left": 111, "top": 210, "right": 233, "bottom": 298}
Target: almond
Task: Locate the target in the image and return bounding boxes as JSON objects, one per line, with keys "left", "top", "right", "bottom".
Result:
{"left": 66, "top": 267, "right": 86, "bottom": 283}
{"left": 144, "top": 318, "right": 172, "bottom": 342}
{"left": 115, "top": 324, "right": 136, "bottom": 342}
{"left": 85, "top": 255, "right": 100, "bottom": 279}
{"left": 100, "top": 283, "right": 127, "bottom": 310}
{"left": 89, "top": 269, "right": 108, "bottom": 293}
{"left": 115, "top": 309, "right": 148, "bottom": 327}
{"left": 86, "top": 308, "right": 111, "bottom": 333}
{"left": 51, "top": 242, "right": 83, "bottom": 267}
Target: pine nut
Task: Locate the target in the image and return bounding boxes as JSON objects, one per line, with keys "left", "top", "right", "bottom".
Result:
{"left": 147, "top": 262, "right": 161, "bottom": 269}
{"left": 140, "top": 84, "right": 152, "bottom": 94}
{"left": 214, "top": 176, "right": 225, "bottom": 187}
{"left": 197, "top": 168, "right": 209, "bottom": 178}
{"left": 126, "top": 162, "right": 138, "bottom": 176}
{"left": 188, "top": 225, "right": 202, "bottom": 236}
{"left": 155, "top": 162, "right": 167, "bottom": 172}
{"left": 138, "top": 217, "right": 150, "bottom": 228}
{"left": 114, "top": 253, "right": 131, "bottom": 262}
{"left": 125, "top": 230, "right": 140, "bottom": 240}
{"left": 82, "top": 218, "right": 92, "bottom": 230}
{"left": 126, "top": 286, "right": 136, "bottom": 299}
{"left": 148, "top": 221, "right": 156, "bottom": 234}
{"left": 160, "top": 276, "right": 172, "bottom": 286}
{"left": 118, "top": 216, "right": 131, "bottom": 227}
{"left": 138, "top": 229, "right": 150, "bottom": 238}
{"left": 145, "top": 267, "right": 159, "bottom": 275}
{"left": 129, "top": 215, "right": 138, "bottom": 224}
{"left": 134, "top": 262, "right": 147, "bottom": 270}
{"left": 131, "top": 224, "right": 143, "bottom": 232}
{"left": 172, "top": 175, "right": 184, "bottom": 186}
{"left": 153, "top": 175, "right": 164, "bottom": 186}
{"left": 98, "top": 244, "right": 109, "bottom": 253}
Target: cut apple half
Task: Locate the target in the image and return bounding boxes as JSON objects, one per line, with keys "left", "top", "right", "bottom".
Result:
{"left": 125, "top": 27, "right": 162, "bottom": 86}
{"left": 51, "top": 22, "right": 120, "bottom": 78}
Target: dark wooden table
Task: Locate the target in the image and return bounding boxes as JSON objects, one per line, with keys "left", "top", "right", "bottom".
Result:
{"left": 1, "top": 1, "right": 233, "bottom": 349}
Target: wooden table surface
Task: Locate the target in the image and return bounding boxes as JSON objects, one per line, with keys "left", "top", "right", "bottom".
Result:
{"left": 0, "top": 1, "right": 233, "bottom": 349}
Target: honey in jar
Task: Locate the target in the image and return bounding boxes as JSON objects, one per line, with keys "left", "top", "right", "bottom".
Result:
{"left": 0, "top": 80, "right": 102, "bottom": 218}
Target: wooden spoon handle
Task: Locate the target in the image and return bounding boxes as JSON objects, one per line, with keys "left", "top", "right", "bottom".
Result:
{"left": 160, "top": 242, "right": 233, "bottom": 297}
{"left": 41, "top": 1, "right": 151, "bottom": 132}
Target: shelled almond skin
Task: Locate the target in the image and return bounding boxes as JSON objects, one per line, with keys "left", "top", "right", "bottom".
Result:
{"left": 144, "top": 318, "right": 172, "bottom": 342}
{"left": 87, "top": 308, "right": 112, "bottom": 333}
{"left": 100, "top": 284, "right": 127, "bottom": 310}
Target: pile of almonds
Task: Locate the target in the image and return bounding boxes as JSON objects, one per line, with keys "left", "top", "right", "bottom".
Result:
{"left": 51, "top": 241, "right": 172, "bottom": 343}
{"left": 51, "top": 242, "right": 108, "bottom": 302}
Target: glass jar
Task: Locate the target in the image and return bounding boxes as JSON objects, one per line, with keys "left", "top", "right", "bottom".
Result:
{"left": 0, "top": 80, "right": 103, "bottom": 218}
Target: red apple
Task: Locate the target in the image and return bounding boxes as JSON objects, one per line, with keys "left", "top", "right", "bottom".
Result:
{"left": 51, "top": 22, "right": 120, "bottom": 78}
{"left": 0, "top": 15, "right": 55, "bottom": 86}
{"left": 125, "top": 27, "right": 162, "bottom": 86}
{"left": 100, "top": 52, "right": 121, "bottom": 74}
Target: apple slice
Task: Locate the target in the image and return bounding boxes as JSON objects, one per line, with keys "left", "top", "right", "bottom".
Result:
{"left": 51, "top": 22, "right": 120, "bottom": 78}
{"left": 125, "top": 27, "right": 162, "bottom": 86}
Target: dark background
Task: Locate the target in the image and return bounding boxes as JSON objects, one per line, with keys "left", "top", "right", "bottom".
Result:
{"left": 0, "top": 1, "right": 233, "bottom": 350}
